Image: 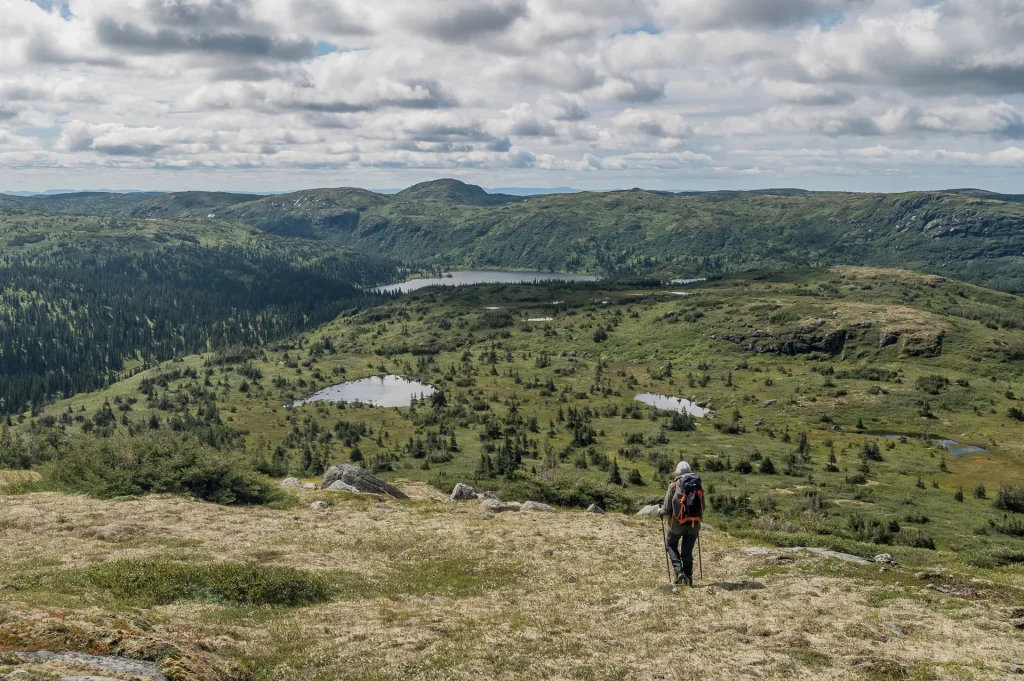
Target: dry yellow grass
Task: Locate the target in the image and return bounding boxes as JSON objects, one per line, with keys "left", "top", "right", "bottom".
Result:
{"left": 0, "top": 470, "right": 38, "bottom": 492}
{"left": 1, "top": 488, "right": 1022, "bottom": 680}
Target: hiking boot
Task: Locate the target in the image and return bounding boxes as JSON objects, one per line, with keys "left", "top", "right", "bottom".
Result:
{"left": 673, "top": 572, "right": 690, "bottom": 587}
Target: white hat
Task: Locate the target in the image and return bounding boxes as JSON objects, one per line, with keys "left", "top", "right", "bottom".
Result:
{"left": 675, "top": 461, "right": 692, "bottom": 475}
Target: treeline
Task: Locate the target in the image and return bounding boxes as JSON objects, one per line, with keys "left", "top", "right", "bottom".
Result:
{"left": 0, "top": 238, "right": 397, "bottom": 414}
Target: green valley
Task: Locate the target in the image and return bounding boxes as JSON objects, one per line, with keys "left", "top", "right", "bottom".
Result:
{"left": 1, "top": 186, "right": 1023, "bottom": 681}
{"left": 9, "top": 265, "right": 1024, "bottom": 567}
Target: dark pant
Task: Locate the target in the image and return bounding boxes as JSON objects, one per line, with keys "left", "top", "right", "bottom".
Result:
{"left": 666, "top": 524, "right": 700, "bottom": 583}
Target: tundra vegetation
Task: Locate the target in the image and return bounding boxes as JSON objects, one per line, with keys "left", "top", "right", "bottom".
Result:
{"left": 1, "top": 187, "right": 1023, "bottom": 679}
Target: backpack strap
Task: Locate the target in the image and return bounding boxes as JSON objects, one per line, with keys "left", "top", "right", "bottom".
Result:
{"left": 675, "top": 489, "right": 704, "bottom": 526}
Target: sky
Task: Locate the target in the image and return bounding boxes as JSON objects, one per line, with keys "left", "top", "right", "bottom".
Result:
{"left": 3, "top": 0, "right": 1024, "bottom": 193}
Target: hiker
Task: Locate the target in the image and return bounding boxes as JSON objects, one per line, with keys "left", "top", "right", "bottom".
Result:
{"left": 659, "top": 461, "right": 704, "bottom": 587}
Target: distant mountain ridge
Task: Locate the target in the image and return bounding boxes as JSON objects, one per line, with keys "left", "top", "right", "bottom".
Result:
{"left": 3, "top": 179, "right": 1024, "bottom": 291}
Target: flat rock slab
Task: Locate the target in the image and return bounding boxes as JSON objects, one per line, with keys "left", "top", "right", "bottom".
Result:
{"left": 480, "top": 499, "right": 521, "bottom": 513}
{"left": 743, "top": 546, "right": 872, "bottom": 565}
{"left": 796, "top": 547, "right": 873, "bottom": 565}
{"left": 325, "top": 480, "right": 361, "bottom": 493}
{"left": 15, "top": 652, "right": 167, "bottom": 681}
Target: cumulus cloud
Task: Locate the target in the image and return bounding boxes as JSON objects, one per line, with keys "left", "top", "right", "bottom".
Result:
{"left": 404, "top": 0, "right": 528, "bottom": 44}
{"left": 2, "top": 0, "right": 1024, "bottom": 190}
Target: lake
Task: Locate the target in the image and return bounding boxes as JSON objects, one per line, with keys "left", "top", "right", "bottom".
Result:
{"left": 290, "top": 375, "right": 437, "bottom": 408}
{"left": 373, "top": 270, "right": 598, "bottom": 294}
{"left": 634, "top": 393, "right": 711, "bottom": 418}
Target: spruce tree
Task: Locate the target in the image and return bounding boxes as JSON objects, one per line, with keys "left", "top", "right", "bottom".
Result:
{"left": 608, "top": 458, "right": 622, "bottom": 485}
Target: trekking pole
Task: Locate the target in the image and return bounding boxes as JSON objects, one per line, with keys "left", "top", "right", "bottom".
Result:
{"left": 697, "top": 534, "right": 704, "bottom": 581}
{"left": 659, "top": 515, "right": 673, "bottom": 586}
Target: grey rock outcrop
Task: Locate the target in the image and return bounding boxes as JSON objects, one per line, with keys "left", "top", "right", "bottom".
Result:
{"left": 636, "top": 504, "right": 661, "bottom": 517}
{"left": 450, "top": 483, "right": 478, "bottom": 501}
{"left": 280, "top": 477, "right": 303, "bottom": 489}
{"left": 310, "top": 501, "right": 329, "bottom": 510}
{"left": 520, "top": 501, "right": 555, "bottom": 512}
{"left": 302, "top": 483, "right": 318, "bottom": 491}
{"left": 321, "top": 465, "right": 408, "bottom": 499}
{"left": 481, "top": 498, "right": 521, "bottom": 513}
{"left": 325, "top": 480, "right": 362, "bottom": 494}
{"left": 879, "top": 330, "right": 901, "bottom": 347}
{"left": 13, "top": 652, "right": 167, "bottom": 681}
{"left": 586, "top": 504, "right": 605, "bottom": 514}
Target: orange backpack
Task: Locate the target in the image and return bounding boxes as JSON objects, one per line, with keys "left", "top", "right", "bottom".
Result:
{"left": 671, "top": 473, "right": 704, "bottom": 526}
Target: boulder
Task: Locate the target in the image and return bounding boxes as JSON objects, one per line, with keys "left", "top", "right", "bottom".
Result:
{"left": 520, "top": 501, "right": 555, "bottom": 512}
{"left": 472, "top": 513, "right": 494, "bottom": 520}
{"left": 762, "top": 400, "right": 776, "bottom": 408}
{"left": 280, "top": 477, "right": 303, "bottom": 489}
{"left": 310, "top": 501, "right": 329, "bottom": 510}
{"left": 480, "top": 490, "right": 500, "bottom": 500}
{"left": 325, "top": 480, "right": 362, "bottom": 494}
{"left": 321, "top": 464, "right": 408, "bottom": 499}
{"left": 636, "top": 504, "right": 661, "bottom": 517}
{"left": 873, "top": 553, "right": 895, "bottom": 564}
{"left": 480, "top": 498, "right": 521, "bottom": 513}
{"left": 586, "top": 504, "right": 605, "bottom": 514}
{"left": 879, "top": 330, "right": 901, "bottom": 348}
{"left": 450, "top": 483, "right": 478, "bottom": 501}
{"left": 302, "top": 483, "right": 318, "bottom": 491}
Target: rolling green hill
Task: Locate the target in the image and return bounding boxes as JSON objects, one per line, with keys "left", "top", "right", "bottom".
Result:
{"left": 41, "top": 180, "right": 1019, "bottom": 292}
{"left": 125, "top": 191, "right": 258, "bottom": 219}
{"left": 5, "top": 180, "right": 1024, "bottom": 291}
{"left": 0, "top": 191, "right": 162, "bottom": 215}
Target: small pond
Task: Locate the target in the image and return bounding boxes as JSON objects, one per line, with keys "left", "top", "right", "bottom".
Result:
{"left": 290, "top": 375, "right": 437, "bottom": 408}
{"left": 671, "top": 278, "right": 707, "bottom": 285}
{"left": 882, "top": 434, "right": 988, "bottom": 456}
{"left": 373, "top": 270, "right": 598, "bottom": 294}
{"left": 634, "top": 393, "right": 711, "bottom": 418}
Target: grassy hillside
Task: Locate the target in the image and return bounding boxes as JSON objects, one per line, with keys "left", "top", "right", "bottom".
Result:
{"left": 0, "top": 487, "right": 1020, "bottom": 680}
{"left": 15, "top": 267, "right": 1024, "bottom": 567}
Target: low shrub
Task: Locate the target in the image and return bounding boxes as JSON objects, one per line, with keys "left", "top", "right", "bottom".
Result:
{"left": 500, "top": 477, "right": 634, "bottom": 512}
{"left": 967, "top": 548, "right": 1024, "bottom": 569}
{"left": 77, "top": 559, "right": 331, "bottom": 606}
{"left": 989, "top": 516, "right": 1024, "bottom": 537}
{"left": 894, "top": 530, "right": 936, "bottom": 550}
{"left": 995, "top": 484, "right": 1024, "bottom": 513}
{"left": 710, "top": 490, "right": 752, "bottom": 516}
{"left": 38, "top": 431, "right": 280, "bottom": 505}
